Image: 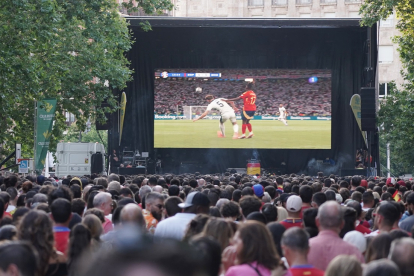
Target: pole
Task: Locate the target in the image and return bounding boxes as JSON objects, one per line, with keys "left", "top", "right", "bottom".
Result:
{"left": 387, "top": 142, "right": 390, "bottom": 177}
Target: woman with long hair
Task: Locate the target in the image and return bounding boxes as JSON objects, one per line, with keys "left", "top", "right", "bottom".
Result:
{"left": 200, "top": 217, "right": 234, "bottom": 252}
{"left": 224, "top": 221, "right": 283, "bottom": 276}
{"left": 325, "top": 255, "right": 362, "bottom": 276}
{"left": 18, "top": 210, "right": 67, "bottom": 276}
{"left": 67, "top": 223, "right": 92, "bottom": 274}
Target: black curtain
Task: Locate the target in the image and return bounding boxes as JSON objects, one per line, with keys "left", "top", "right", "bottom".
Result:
{"left": 110, "top": 23, "right": 372, "bottom": 174}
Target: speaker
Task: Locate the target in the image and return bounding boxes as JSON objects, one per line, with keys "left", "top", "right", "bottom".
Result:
{"left": 360, "top": 87, "right": 376, "bottom": 131}
{"left": 96, "top": 102, "right": 111, "bottom": 130}
{"left": 91, "top": 153, "right": 103, "bottom": 174}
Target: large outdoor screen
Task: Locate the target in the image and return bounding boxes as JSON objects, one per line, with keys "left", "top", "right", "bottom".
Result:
{"left": 154, "top": 69, "right": 331, "bottom": 149}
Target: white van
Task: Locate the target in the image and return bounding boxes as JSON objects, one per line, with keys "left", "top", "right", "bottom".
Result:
{"left": 55, "top": 142, "right": 106, "bottom": 177}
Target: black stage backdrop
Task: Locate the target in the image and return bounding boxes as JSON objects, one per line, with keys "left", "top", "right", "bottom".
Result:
{"left": 109, "top": 18, "right": 377, "bottom": 174}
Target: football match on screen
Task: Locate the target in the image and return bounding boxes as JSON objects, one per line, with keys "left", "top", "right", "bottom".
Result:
{"left": 154, "top": 69, "right": 331, "bottom": 149}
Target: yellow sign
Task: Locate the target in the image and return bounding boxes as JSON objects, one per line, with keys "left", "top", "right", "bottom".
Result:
{"left": 247, "top": 163, "right": 261, "bottom": 175}
{"left": 350, "top": 94, "right": 367, "bottom": 147}
{"left": 119, "top": 92, "right": 127, "bottom": 146}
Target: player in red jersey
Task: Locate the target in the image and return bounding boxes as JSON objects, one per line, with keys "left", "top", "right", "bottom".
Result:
{"left": 224, "top": 81, "right": 256, "bottom": 139}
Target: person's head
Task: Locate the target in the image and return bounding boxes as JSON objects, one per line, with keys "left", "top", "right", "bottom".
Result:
{"left": 138, "top": 185, "right": 152, "bottom": 209}
{"left": 107, "top": 173, "right": 120, "bottom": 184}
{"left": 189, "top": 236, "right": 222, "bottom": 276}
{"left": 262, "top": 203, "right": 278, "bottom": 223}
{"left": 51, "top": 198, "right": 72, "bottom": 225}
{"left": 299, "top": 185, "right": 313, "bottom": 204}
{"left": 239, "top": 196, "right": 262, "bottom": 218}
{"left": 5, "top": 187, "right": 18, "bottom": 203}
{"left": 325, "top": 190, "right": 336, "bottom": 201}
{"left": 201, "top": 218, "right": 234, "bottom": 252}
{"left": 120, "top": 204, "right": 146, "bottom": 231}
{"left": 375, "top": 202, "right": 400, "bottom": 230}
{"left": 48, "top": 185, "right": 73, "bottom": 205}
{"left": 285, "top": 195, "right": 302, "bottom": 216}
{"left": 316, "top": 201, "right": 344, "bottom": 233}
{"left": 145, "top": 192, "right": 165, "bottom": 221}
{"left": 184, "top": 214, "right": 210, "bottom": 241}
{"left": 168, "top": 185, "right": 180, "bottom": 197}
{"left": 252, "top": 184, "right": 264, "bottom": 198}
{"left": 339, "top": 207, "right": 357, "bottom": 238}
{"left": 266, "top": 222, "right": 286, "bottom": 257}
{"left": 389, "top": 237, "right": 414, "bottom": 276}
{"left": 68, "top": 223, "right": 91, "bottom": 269}
{"left": 0, "top": 241, "right": 38, "bottom": 276}
{"left": 365, "top": 233, "right": 392, "bottom": 263}
{"left": 281, "top": 227, "right": 310, "bottom": 266}
{"left": 232, "top": 189, "right": 242, "bottom": 203}
{"left": 405, "top": 192, "right": 414, "bottom": 215}
{"left": 343, "top": 231, "right": 367, "bottom": 254}
{"left": 246, "top": 211, "right": 267, "bottom": 224}
{"left": 325, "top": 255, "right": 362, "bottom": 276}
{"left": 234, "top": 221, "right": 280, "bottom": 270}
{"left": 311, "top": 192, "right": 326, "bottom": 208}
{"left": 72, "top": 198, "right": 86, "bottom": 217}
{"left": 363, "top": 259, "right": 401, "bottom": 276}
{"left": 351, "top": 176, "right": 362, "bottom": 188}
{"left": 82, "top": 214, "right": 103, "bottom": 240}
{"left": 346, "top": 200, "right": 363, "bottom": 220}
{"left": 178, "top": 192, "right": 210, "bottom": 215}
{"left": 363, "top": 191, "right": 375, "bottom": 208}
{"left": 0, "top": 225, "right": 17, "bottom": 241}
{"left": 17, "top": 210, "right": 54, "bottom": 275}
{"left": 350, "top": 191, "right": 362, "bottom": 203}
{"left": 220, "top": 201, "right": 241, "bottom": 221}
{"left": 164, "top": 196, "right": 183, "bottom": 218}
{"left": 93, "top": 192, "right": 113, "bottom": 216}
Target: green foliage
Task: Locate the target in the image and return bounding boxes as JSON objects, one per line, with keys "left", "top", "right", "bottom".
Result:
{"left": 63, "top": 123, "right": 108, "bottom": 151}
{"left": 0, "top": 0, "right": 173, "bottom": 161}
{"left": 360, "top": 0, "right": 414, "bottom": 175}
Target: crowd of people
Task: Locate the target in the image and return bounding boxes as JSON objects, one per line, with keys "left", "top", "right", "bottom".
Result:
{"left": 154, "top": 69, "right": 331, "bottom": 117}
{"left": 0, "top": 171, "right": 412, "bottom": 276}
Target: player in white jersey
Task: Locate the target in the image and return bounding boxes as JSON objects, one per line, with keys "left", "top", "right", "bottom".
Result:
{"left": 193, "top": 95, "right": 239, "bottom": 139}
{"left": 278, "top": 104, "right": 289, "bottom": 126}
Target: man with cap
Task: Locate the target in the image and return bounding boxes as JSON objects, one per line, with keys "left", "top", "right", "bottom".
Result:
{"left": 154, "top": 191, "right": 210, "bottom": 240}
{"left": 280, "top": 195, "right": 303, "bottom": 229}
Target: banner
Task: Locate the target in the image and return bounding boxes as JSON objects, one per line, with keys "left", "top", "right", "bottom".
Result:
{"left": 349, "top": 94, "right": 367, "bottom": 147}
{"left": 119, "top": 92, "right": 127, "bottom": 146}
{"left": 154, "top": 114, "right": 331, "bottom": 120}
{"left": 35, "top": 99, "right": 56, "bottom": 173}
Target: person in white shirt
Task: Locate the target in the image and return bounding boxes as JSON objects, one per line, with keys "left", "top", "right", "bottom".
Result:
{"left": 154, "top": 191, "right": 210, "bottom": 240}
{"left": 193, "top": 95, "right": 239, "bottom": 139}
{"left": 278, "top": 104, "right": 289, "bottom": 126}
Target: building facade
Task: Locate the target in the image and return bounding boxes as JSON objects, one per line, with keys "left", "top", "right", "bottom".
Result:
{"left": 168, "top": 0, "right": 403, "bottom": 92}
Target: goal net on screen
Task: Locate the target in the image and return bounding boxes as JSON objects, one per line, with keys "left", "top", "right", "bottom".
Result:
{"left": 183, "top": 106, "right": 208, "bottom": 120}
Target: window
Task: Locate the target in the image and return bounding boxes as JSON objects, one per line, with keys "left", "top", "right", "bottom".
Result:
{"left": 273, "top": 0, "right": 288, "bottom": 5}
{"left": 217, "top": 2, "right": 223, "bottom": 8}
{"left": 379, "top": 83, "right": 395, "bottom": 98}
{"left": 320, "top": 0, "right": 337, "bottom": 3}
{"left": 348, "top": 11, "right": 360, "bottom": 18}
{"left": 378, "top": 45, "right": 393, "bottom": 64}
{"left": 324, "top": 12, "right": 336, "bottom": 17}
{"left": 380, "top": 14, "right": 394, "bottom": 27}
{"left": 248, "top": 0, "right": 264, "bottom": 6}
{"left": 345, "top": 0, "right": 361, "bottom": 2}
{"left": 296, "top": 0, "right": 312, "bottom": 5}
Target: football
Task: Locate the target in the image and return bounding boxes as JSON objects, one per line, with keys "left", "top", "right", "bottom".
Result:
{"left": 195, "top": 87, "right": 202, "bottom": 93}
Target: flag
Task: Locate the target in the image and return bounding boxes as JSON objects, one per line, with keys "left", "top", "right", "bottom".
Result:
{"left": 35, "top": 99, "right": 57, "bottom": 174}
{"left": 392, "top": 190, "right": 401, "bottom": 202}
{"left": 350, "top": 94, "right": 367, "bottom": 147}
{"left": 119, "top": 92, "right": 127, "bottom": 146}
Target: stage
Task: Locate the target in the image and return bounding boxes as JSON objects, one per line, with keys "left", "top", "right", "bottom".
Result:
{"left": 107, "top": 17, "right": 378, "bottom": 175}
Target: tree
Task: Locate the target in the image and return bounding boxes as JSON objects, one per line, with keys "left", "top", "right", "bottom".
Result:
{"left": 360, "top": 1, "right": 414, "bottom": 175}
{"left": 63, "top": 123, "right": 108, "bottom": 151}
{"left": 0, "top": 0, "right": 173, "bottom": 162}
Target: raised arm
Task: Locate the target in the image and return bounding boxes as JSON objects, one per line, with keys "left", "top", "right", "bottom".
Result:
{"left": 223, "top": 96, "right": 241, "bottom": 102}
{"left": 193, "top": 110, "right": 209, "bottom": 122}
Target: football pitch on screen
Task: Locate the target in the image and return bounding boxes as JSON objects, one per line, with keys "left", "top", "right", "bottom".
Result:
{"left": 154, "top": 120, "right": 331, "bottom": 149}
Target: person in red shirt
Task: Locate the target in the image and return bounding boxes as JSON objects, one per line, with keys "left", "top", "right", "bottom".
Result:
{"left": 281, "top": 227, "right": 324, "bottom": 276}
{"left": 346, "top": 200, "right": 371, "bottom": 235}
{"left": 51, "top": 198, "right": 73, "bottom": 256}
{"left": 225, "top": 81, "right": 257, "bottom": 139}
{"left": 281, "top": 195, "right": 303, "bottom": 230}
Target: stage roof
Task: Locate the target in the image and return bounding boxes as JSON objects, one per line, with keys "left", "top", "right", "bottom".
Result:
{"left": 127, "top": 17, "right": 362, "bottom": 29}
